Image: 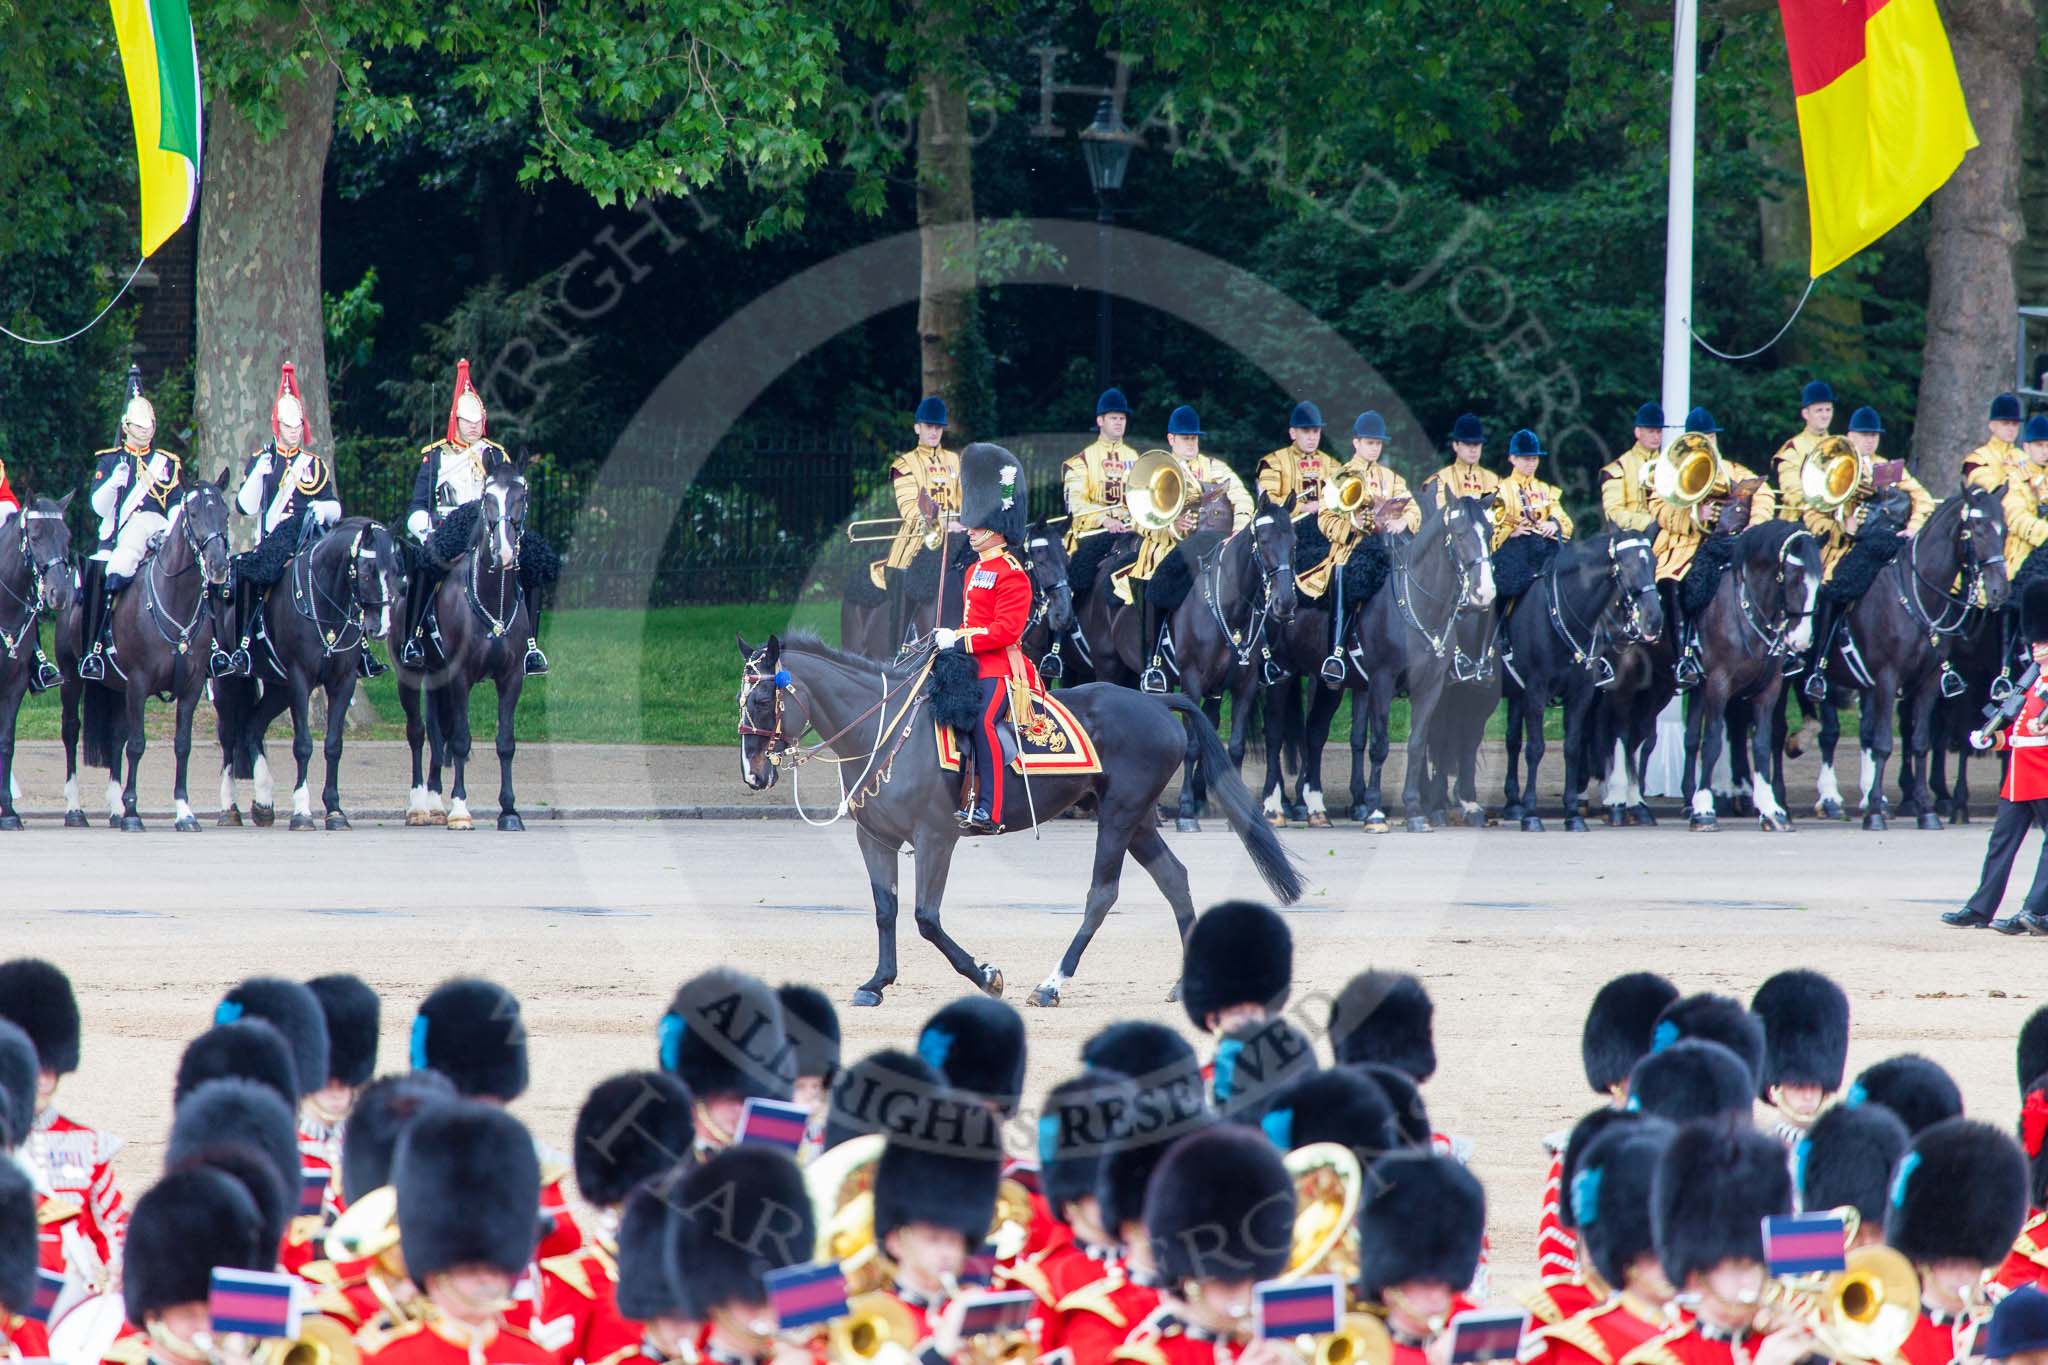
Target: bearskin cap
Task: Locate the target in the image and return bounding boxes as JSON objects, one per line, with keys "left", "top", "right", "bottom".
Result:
{"left": 873, "top": 1088, "right": 1004, "bottom": 1244}
{"left": 0, "top": 958, "right": 80, "bottom": 1075}
{"left": 1213, "top": 1015, "right": 1318, "bottom": 1124}
{"left": 1653, "top": 994, "right": 1765, "bottom": 1090}
{"left": 573, "top": 1071, "right": 695, "bottom": 1209}
{"left": 413, "top": 978, "right": 529, "bottom": 1101}
{"left": 1575, "top": 1120, "right": 1675, "bottom": 1291}
{"left": 917, "top": 996, "right": 1026, "bottom": 1117}
{"left": 175, "top": 1020, "right": 298, "bottom": 1107}
{"left": 305, "top": 974, "right": 380, "bottom": 1088}
{"left": 1850, "top": 1054, "right": 1962, "bottom": 1136}
{"left": 1081, "top": 1021, "right": 1207, "bottom": 1120}
{"left": 1357, "top": 1151, "right": 1486, "bottom": 1300}
{"left": 1751, "top": 970, "right": 1850, "bottom": 1098}
{"left": 1180, "top": 901, "right": 1292, "bottom": 1029}
{"left": 667, "top": 1145, "right": 814, "bottom": 1318}
{"left": 123, "top": 1166, "right": 268, "bottom": 1325}
{"left": 1040, "top": 1071, "right": 1135, "bottom": 1217}
{"left": 1330, "top": 970, "right": 1436, "bottom": 1081}
{"left": 957, "top": 443, "right": 1029, "bottom": 547}
{"left": 1144, "top": 1125, "right": 1295, "bottom": 1285}
{"left": 776, "top": 983, "right": 840, "bottom": 1083}
{"left": 0, "top": 1158, "right": 34, "bottom": 1317}
{"left": 340, "top": 1070, "right": 458, "bottom": 1205}
{"left": 1629, "top": 1039, "right": 1755, "bottom": 1123}
{"left": 1347, "top": 1062, "right": 1432, "bottom": 1148}
{"left": 615, "top": 1172, "right": 686, "bottom": 1322}
{"left": 1796, "top": 1101, "right": 1908, "bottom": 1229}
{"left": 2020, "top": 1007, "right": 2048, "bottom": 1098}
{"left": 1258, "top": 1067, "right": 1399, "bottom": 1169}
{"left": 1652, "top": 1123, "right": 1790, "bottom": 1286}
{"left": 1099, "top": 1114, "right": 1214, "bottom": 1238}
{"left": 167, "top": 1077, "right": 300, "bottom": 1253}
{"left": 1582, "top": 973, "right": 1679, "bottom": 1094}
{"left": 1887, "top": 1118, "right": 2027, "bottom": 1266}
{"left": 825, "top": 1048, "right": 942, "bottom": 1152}
{"left": 660, "top": 968, "right": 791, "bottom": 1103}
{"left": 217, "top": 977, "right": 329, "bottom": 1100}
{"left": 0, "top": 1021, "right": 37, "bottom": 1149}
{"left": 395, "top": 1100, "right": 540, "bottom": 1277}
{"left": 1557, "top": 1108, "right": 1643, "bottom": 1233}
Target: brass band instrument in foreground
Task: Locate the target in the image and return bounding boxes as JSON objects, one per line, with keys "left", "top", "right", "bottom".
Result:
{"left": 1325, "top": 471, "right": 1371, "bottom": 517}
{"left": 845, "top": 510, "right": 952, "bottom": 550}
{"left": 1281, "top": 1142, "right": 1364, "bottom": 1283}
{"left": 1800, "top": 435, "right": 1872, "bottom": 516}
{"left": 1125, "top": 450, "right": 1201, "bottom": 535}
{"left": 1749, "top": 1243, "right": 1921, "bottom": 1363}
{"left": 1653, "top": 433, "right": 1737, "bottom": 525}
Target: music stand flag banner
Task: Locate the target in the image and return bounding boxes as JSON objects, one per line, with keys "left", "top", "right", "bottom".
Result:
{"left": 1763, "top": 1213, "right": 1848, "bottom": 1277}
{"left": 1778, "top": 0, "right": 1975, "bottom": 276}
{"left": 109, "top": 0, "right": 202, "bottom": 257}
{"left": 765, "top": 1262, "right": 849, "bottom": 1330}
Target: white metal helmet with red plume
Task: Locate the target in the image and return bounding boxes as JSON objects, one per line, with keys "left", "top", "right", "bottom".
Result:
{"left": 272, "top": 362, "right": 306, "bottom": 444}
{"left": 446, "top": 358, "right": 486, "bottom": 444}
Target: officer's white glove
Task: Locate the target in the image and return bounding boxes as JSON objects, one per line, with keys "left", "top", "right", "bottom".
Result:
{"left": 256, "top": 451, "right": 274, "bottom": 477}
{"left": 1969, "top": 729, "right": 1994, "bottom": 751}
{"left": 407, "top": 509, "right": 433, "bottom": 544}
{"left": 110, "top": 461, "right": 131, "bottom": 489}
{"left": 933, "top": 627, "right": 959, "bottom": 650}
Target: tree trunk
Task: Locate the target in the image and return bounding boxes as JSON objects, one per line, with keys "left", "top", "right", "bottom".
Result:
{"left": 195, "top": 54, "right": 338, "bottom": 539}
{"left": 916, "top": 61, "right": 977, "bottom": 436}
{"left": 1912, "top": 0, "right": 2034, "bottom": 491}
{"left": 2017, "top": 45, "right": 2048, "bottom": 338}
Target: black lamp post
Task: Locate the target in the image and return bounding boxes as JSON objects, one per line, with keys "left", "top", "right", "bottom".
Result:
{"left": 1079, "top": 98, "right": 1135, "bottom": 392}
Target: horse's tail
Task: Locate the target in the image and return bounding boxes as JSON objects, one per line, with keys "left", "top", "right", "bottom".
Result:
{"left": 214, "top": 674, "right": 260, "bottom": 779}
{"left": 1161, "top": 692, "right": 1305, "bottom": 904}
{"left": 80, "top": 683, "right": 127, "bottom": 770}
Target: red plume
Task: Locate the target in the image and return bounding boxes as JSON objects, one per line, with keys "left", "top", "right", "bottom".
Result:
{"left": 445, "top": 357, "right": 486, "bottom": 444}
{"left": 271, "top": 362, "right": 303, "bottom": 441}
{"left": 2024, "top": 1090, "right": 2048, "bottom": 1159}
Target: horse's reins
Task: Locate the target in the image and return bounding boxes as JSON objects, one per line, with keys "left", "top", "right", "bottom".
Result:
{"left": 465, "top": 500, "right": 522, "bottom": 640}
{"left": 141, "top": 496, "right": 227, "bottom": 657}
{"left": 1200, "top": 519, "right": 1293, "bottom": 675}
{"left": 0, "top": 513, "right": 66, "bottom": 657}
{"left": 1732, "top": 529, "right": 1817, "bottom": 657}
{"left": 1394, "top": 510, "right": 1482, "bottom": 659}
{"left": 739, "top": 648, "right": 939, "bottom": 826}
{"left": 283, "top": 523, "right": 393, "bottom": 665}
{"left": 1544, "top": 537, "right": 1655, "bottom": 666}
{"left": 1895, "top": 497, "right": 1992, "bottom": 639}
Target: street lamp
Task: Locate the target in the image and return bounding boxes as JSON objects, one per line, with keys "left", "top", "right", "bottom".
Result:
{"left": 1079, "top": 98, "right": 1135, "bottom": 392}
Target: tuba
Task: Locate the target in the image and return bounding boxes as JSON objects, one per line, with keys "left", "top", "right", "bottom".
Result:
{"left": 828, "top": 1291, "right": 920, "bottom": 1365}
{"left": 1280, "top": 1143, "right": 1365, "bottom": 1284}
{"left": 807, "top": 1134, "right": 888, "bottom": 1295}
{"left": 1800, "top": 436, "right": 1871, "bottom": 516}
{"left": 1125, "top": 450, "right": 1201, "bottom": 536}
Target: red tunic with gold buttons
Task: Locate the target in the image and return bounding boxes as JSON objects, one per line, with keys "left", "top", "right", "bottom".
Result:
{"left": 32, "top": 1109, "right": 127, "bottom": 1264}
{"left": 1996, "top": 1208, "right": 2048, "bottom": 1292}
{"left": 1110, "top": 1312, "right": 1245, "bottom": 1365}
{"left": 1991, "top": 684, "right": 2048, "bottom": 801}
{"left": 3, "top": 1313, "right": 50, "bottom": 1358}
{"left": 1524, "top": 1298, "right": 1677, "bottom": 1365}
{"left": 362, "top": 1319, "right": 558, "bottom": 1365}
{"left": 1517, "top": 1274, "right": 1605, "bottom": 1329}
{"left": 1064, "top": 1272, "right": 1162, "bottom": 1365}
{"left": 1619, "top": 1323, "right": 1765, "bottom": 1365}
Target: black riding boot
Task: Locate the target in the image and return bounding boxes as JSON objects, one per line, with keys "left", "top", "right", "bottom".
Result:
{"left": 78, "top": 576, "right": 126, "bottom": 682}
{"left": 1803, "top": 597, "right": 1839, "bottom": 701}
{"left": 522, "top": 595, "right": 549, "bottom": 676}
{"left": 1139, "top": 600, "right": 1167, "bottom": 694}
{"left": 1320, "top": 575, "right": 1349, "bottom": 685}
{"left": 400, "top": 571, "right": 433, "bottom": 667}
{"left": 209, "top": 582, "right": 242, "bottom": 678}
{"left": 1665, "top": 580, "right": 1701, "bottom": 690}
{"left": 229, "top": 580, "right": 255, "bottom": 677}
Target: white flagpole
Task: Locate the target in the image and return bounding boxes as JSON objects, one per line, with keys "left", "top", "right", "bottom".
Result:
{"left": 1659, "top": 0, "right": 1698, "bottom": 432}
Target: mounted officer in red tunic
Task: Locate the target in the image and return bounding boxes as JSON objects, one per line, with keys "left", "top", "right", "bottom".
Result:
{"left": 933, "top": 443, "right": 1042, "bottom": 835}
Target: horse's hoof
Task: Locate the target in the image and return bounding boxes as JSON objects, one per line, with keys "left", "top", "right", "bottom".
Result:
{"left": 1521, "top": 815, "right": 1545, "bottom": 833}
{"left": 120, "top": 815, "right": 145, "bottom": 833}
{"left": 849, "top": 988, "right": 884, "bottom": 1008}
{"left": 1165, "top": 978, "right": 1182, "bottom": 1003}
{"left": 428, "top": 809, "right": 448, "bottom": 826}
{"left": 1863, "top": 811, "right": 1888, "bottom": 832}
{"left": 1428, "top": 808, "right": 1448, "bottom": 827}
{"left": 1935, "top": 797, "right": 1956, "bottom": 819}
{"left": 1817, "top": 798, "right": 1844, "bottom": 820}
{"left": 498, "top": 812, "right": 525, "bottom": 832}
{"left": 326, "top": 811, "right": 351, "bottom": 831}
{"left": 174, "top": 816, "right": 201, "bottom": 833}
{"left": 1917, "top": 812, "right": 1944, "bottom": 831}
{"left": 979, "top": 965, "right": 1004, "bottom": 998}
{"left": 1689, "top": 813, "right": 1718, "bottom": 831}
{"left": 1175, "top": 817, "right": 1201, "bottom": 833}
{"left": 1286, "top": 802, "right": 1308, "bottom": 822}
{"left": 1605, "top": 807, "right": 1624, "bottom": 827}
{"left": 251, "top": 803, "right": 274, "bottom": 827}
{"left": 289, "top": 814, "right": 317, "bottom": 832}
{"left": 1363, "top": 818, "right": 1389, "bottom": 833}
{"left": 1405, "top": 816, "right": 1432, "bottom": 834}
{"left": 216, "top": 806, "right": 242, "bottom": 827}
{"left": 106, "top": 815, "right": 120, "bottom": 829}
{"left": 1350, "top": 804, "right": 1371, "bottom": 822}
{"left": 1464, "top": 807, "right": 1489, "bottom": 829}
{"left": 1759, "top": 812, "right": 1794, "bottom": 833}
{"left": 446, "top": 813, "right": 475, "bottom": 831}
{"left": 0, "top": 815, "right": 21, "bottom": 832}
{"left": 1264, "top": 809, "right": 1288, "bottom": 829}
{"left": 63, "top": 811, "right": 87, "bottom": 829}
{"left": 1305, "top": 810, "right": 1332, "bottom": 829}
{"left": 1565, "top": 816, "right": 1589, "bottom": 832}
{"left": 405, "top": 808, "right": 433, "bottom": 827}
{"left": 1632, "top": 803, "right": 1657, "bottom": 827}
{"left": 1955, "top": 806, "right": 1972, "bottom": 825}
{"left": 1026, "top": 985, "right": 1060, "bottom": 1008}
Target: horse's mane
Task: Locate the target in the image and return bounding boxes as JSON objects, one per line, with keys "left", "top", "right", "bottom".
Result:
{"left": 780, "top": 629, "right": 926, "bottom": 677}
{"left": 1736, "top": 517, "right": 1804, "bottom": 558}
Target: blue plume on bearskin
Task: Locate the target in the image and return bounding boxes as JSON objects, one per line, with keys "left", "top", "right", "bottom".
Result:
{"left": 1067, "top": 533, "right": 1129, "bottom": 601}
{"left": 927, "top": 648, "right": 983, "bottom": 730}
{"left": 426, "top": 503, "right": 482, "bottom": 569}
{"left": 1681, "top": 533, "right": 1739, "bottom": 615}
{"left": 229, "top": 512, "right": 308, "bottom": 588}
{"left": 517, "top": 531, "right": 561, "bottom": 593}
{"left": 1492, "top": 535, "right": 1559, "bottom": 601}
{"left": 1145, "top": 530, "right": 1224, "bottom": 613}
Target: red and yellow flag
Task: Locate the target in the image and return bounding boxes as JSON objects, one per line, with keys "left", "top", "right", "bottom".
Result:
{"left": 1779, "top": 0, "right": 1976, "bottom": 276}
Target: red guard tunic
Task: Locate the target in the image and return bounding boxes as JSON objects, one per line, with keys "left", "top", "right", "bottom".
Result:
{"left": 1992, "top": 684, "right": 2048, "bottom": 801}
{"left": 1536, "top": 1148, "right": 1577, "bottom": 1281}
{"left": 3, "top": 1313, "right": 51, "bottom": 1358}
{"left": 1516, "top": 1275, "right": 1605, "bottom": 1330}
{"left": 1896, "top": 1309, "right": 1979, "bottom": 1365}
{"left": 362, "top": 1319, "right": 558, "bottom": 1365}
{"left": 1110, "top": 1313, "right": 1246, "bottom": 1365}
{"left": 1619, "top": 1324, "right": 1765, "bottom": 1365}
{"left": 1004, "top": 1239, "right": 1116, "bottom": 1355}
{"left": 1065, "top": 1272, "right": 1163, "bottom": 1365}
{"left": 1522, "top": 1298, "right": 1676, "bottom": 1365}
{"left": 956, "top": 547, "right": 1040, "bottom": 828}
{"left": 510, "top": 1245, "right": 639, "bottom": 1365}
{"left": 1995, "top": 1208, "right": 2048, "bottom": 1293}
{"left": 31, "top": 1109, "right": 127, "bottom": 1264}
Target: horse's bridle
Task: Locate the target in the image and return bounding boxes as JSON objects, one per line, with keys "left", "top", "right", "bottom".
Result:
{"left": 141, "top": 492, "right": 229, "bottom": 655}
{"left": 1546, "top": 536, "right": 1657, "bottom": 665}
{"left": 287, "top": 522, "right": 395, "bottom": 660}
{"left": 1733, "top": 529, "right": 1818, "bottom": 656}
{"left": 1395, "top": 507, "right": 1487, "bottom": 659}
{"left": 0, "top": 511, "right": 67, "bottom": 656}
{"left": 1200, "top": 516, "right": 1295, "bottom": 676}
{"left": 737, "top": 657, "right": 801, "bottom": 763}
{"left": 466, "top": 489, "right": 525, "bottom": 639}
{"left": 1897, "top": 495, "right": 2000, "bottom": 637}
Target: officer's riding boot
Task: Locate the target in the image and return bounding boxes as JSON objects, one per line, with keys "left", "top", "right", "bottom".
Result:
{"left": 79, "top": 577, "right": 125, "bottom": 681}
{"left": 522, "top": 595, "right": 549, "bottom": 676}
{"left": 954, "top": 762, "right": 978, "bottom": 826}
{"left": 1139, "top": 601, "right": 1167, "bottom": 694}
{"left": 1803, "top": 598, "right": 1838, "bottom": 702}
{"left": 229, "top": 580, "right": 255, "bottom": 677}
{"left": 400, "top": 572, "right": 432, "bottom": 667}
{"left": 208, "top": 582, "right": 239, "bottom": 678}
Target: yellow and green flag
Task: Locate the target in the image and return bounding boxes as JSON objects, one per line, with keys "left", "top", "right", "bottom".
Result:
{"left": 110, "top": 0, "right": 201, "bottom": 257}
{"left": 1779, "top": 0, "right": 1976, "bottom": 277}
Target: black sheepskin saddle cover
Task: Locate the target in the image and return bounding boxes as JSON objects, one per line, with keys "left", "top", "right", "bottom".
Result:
{"left": 231, "top": 511, "right": 310, "bottom": 587}
{"left": 1342, "top": 536, "right": 1391, "bottom": 602}
{"left": 1681, "top": 532, "right": 1739, "bottom": 615}
{"left": 1068, "top": 532, "right": 1133, "bottom": 601}
{"left": 424, "top": 501, "right": 560, "bottom": 592}
{"left": 927, "top": 648, "right": 984, "bottom": 729}
{"left": 1491, "top": 535, "right": 1559, "bottom": 602}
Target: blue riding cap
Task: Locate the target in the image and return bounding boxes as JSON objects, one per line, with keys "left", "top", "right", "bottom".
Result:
{"left": 1167, "top": 405, "right": 1204, "bottom": 437}
{"left": 1353, "top": 411, "right": 1389, "bottom": 441}
{"left": 1289, "top": 401, "right": 1324, "bottom": 430}
{"left": 1096, "top": 387, "right": 1130, "bottom": 417}
{"left": 1847, "top": 406, "right": 1883, "bottom": 434}
{"left": 1449, "top": 413, "right": 1485, "bottom": 444}
{"left": 1683, "top": 407, "right": 1721, "bottom": 435}
{"left": 1507, "top": 429, "right": 1544, "bottom": 459}
{"left": 1634, "top": 401, "right": 1664, "bottom": 429}
{"left": 1992, "top": 393, "right": 2025, "bottom": 423}
{"left": 1800, "top": 380, "right": 1834, "bottom": 408}
{"left": 914, "top": 395, "right": 949, "bottom": 426}
{"left": 2024, "top": 414, "right": 2048, "bottom": 444}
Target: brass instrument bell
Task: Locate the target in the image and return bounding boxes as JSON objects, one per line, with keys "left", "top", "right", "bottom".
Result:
{"left": 807, "top": 1134, "right": 889, "bottom": 1295}
{"left": 828, "top": 1292, "right": 920, "bottom": 1365}
{"left": 1799, "top": 436, "right": 1871, "bottom": 515}
{"left": 1280, "top": 1143, "right": 1365, "bottom": 1283}
{"left": 1125, "top": 450, "right": 1201, "bottom": 536}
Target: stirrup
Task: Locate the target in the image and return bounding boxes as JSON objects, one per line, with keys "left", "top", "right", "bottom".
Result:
{"left": 229, "top": 646, "right": 253, "bottom": 677}
{"left": 207, "top": 647, "right": 235, "bottom": 679}
{"left": 77, "top": 648, "right": 105, "bottom": 682}
{"left": 1260, "top": 656, "right": 1288, "bottom": 688}
{"left": 1992, "top": 672, "right": 2016, "bottom": 702}
{"left": 401, "top": 636, "right": 427, "bottom": 667}
{"left": 29, "top": 653, "right": 60, "bottom": 694}
{"left": 1592, "top": 657, "right": 1617, "bottom": 690}
{"left": 1038, "top": 648, "right": 1064, "bottom": 681}
{"left": 1940, "top": 663, "right": 1966, "bottom": 700}
{"left": 522, "top": 639, "right": 549, "bottom": 675}
{"left": 1803, "top": 667, "right": 1830, "bottom": 702}
{"left": 1674, "top": 652, "right": 1702, "bottom": 689}
{"left": 358, "top": 649, "right": 388, "bottom": 680}
{"left": 1319, "top": 652, "right": 1348, "bottom": 685}
{"left": 1140, "top": 664, "right": 1168, "bottom": 694}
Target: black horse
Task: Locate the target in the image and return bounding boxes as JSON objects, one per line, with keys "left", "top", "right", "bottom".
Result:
{"left": 1682, "top": 519, "right": 1823, "bottom": 831}
{"left": 0, "top": 496, "right": 75, "bottom": 829}
{"left": 736, "top": 632, "right": 1303, "bottom": 1008}
{"left": 840, "top": 532, "right": 969, "bottom": 662}
{"left": 1926, "top": 607, "right": 2006, "bottom": 824}
{"left": 1113, "top": 493, "right": 1299, "bottom": 832}
{"left": 1499, "top": 533, "right": 1663, "bottom": 831}
{"left": 57, "top": 476, "right": 233, "bottom": 832}
{"left": 214, "top": 518, "right": 406, "bottom": 830}
{"left": 1296, "top": 491, "right": 1498, "bottom": 832}
{"left": 1012, "top": 521, "right": 1077, "bottom": 678}
{"left": 397, "top": 464, "right": 536, "bottom": 831}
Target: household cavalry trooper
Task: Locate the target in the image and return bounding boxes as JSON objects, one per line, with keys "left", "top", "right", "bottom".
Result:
{"left": 1599, "top": 402, "right": 1662, "bottom": 534}
{"left": 1966, "top": 392, "right": 2029, "bottom": 492}
{"left": 1773, "top": 379, "right": 1835, "bottom": 524}
{"left": 1256, "top": 400, "right": 1338, "bottom": 523}
{"left": 1062, "top": 386, "right": 1140, "bottom": 549}
{"left": 79, "top": 366, "right": 185, "bottom": 681}
{"left": 1313, "top": 409, "right": 1419, "bottom": 680}
{"left": 1649, "top": 407, "right": 1775, "bottom": 689}
{"left": 1491, "top": 428, "right": 1573, "bottom": 613}
{"left": 398, "top": 359, "right": 546, "bottom": 675}
{"left": 1111, "top": 404, "right": 1253, "bottom": 693}
{"left": 1797, "top": 406, "right": 1932, "bottom": 699}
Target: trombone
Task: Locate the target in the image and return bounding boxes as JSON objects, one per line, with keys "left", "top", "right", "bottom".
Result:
{"left": 846, "top": 510, "right": 952, "bottom": 551}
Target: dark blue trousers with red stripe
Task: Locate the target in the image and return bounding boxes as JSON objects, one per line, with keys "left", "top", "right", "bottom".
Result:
{"left": 970, "top": 677, "right": 1008, "bottom": 824}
